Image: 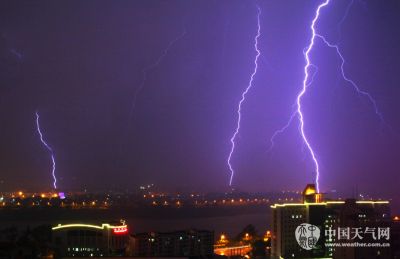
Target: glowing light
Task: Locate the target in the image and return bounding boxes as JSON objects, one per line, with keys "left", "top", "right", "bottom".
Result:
{"left": 315, "top": 193, "right": 322, "bottom": 203}
{"left": 271, "top": 201, "right": 344, "bottom": 208}
{"left": 227, "top": 5, "right": 261, "bottom": 186}
{"left": 214, "top": 245, "right": 252, "bottom": 256}
{"left": 304, "top": 186, "right": 316, "bottom": 196}
{"left": 356, "top": 201, "right": 389, "bottom": 204}
{"left": 52, "top": 222, "right": 128, "bottom": 232}
{"left": 113, "top": 226, "right": 128, "bottom": 234}
{"left": 58, "top": 192, "right": 66, "bottom": 199}
{"left": 35, "top": 111, "right": 57, "bottom": 189}
{"left": 271, "top": 200, "right": 389, "bottom": 208}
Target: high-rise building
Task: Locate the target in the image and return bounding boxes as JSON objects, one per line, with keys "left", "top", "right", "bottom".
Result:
{"left": 392, "top": 216, "right": 400, "bottom": 259}
{"left": 271, "top": 184, "right": 391, "bottom": 259}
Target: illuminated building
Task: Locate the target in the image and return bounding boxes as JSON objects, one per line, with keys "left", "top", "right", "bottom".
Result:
{"left": 271, "top": 184, "right": 390, "bottom": 259}
{"left": 52, "top": 220, "right": 128, "bottom": 257}
{"left": 392, "top": 216, "right": 400, "bottom": 259}
{"left": 128, "top": 229, "right": 214, "bottom": 257}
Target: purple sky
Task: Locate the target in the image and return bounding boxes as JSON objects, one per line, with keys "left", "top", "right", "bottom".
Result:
{"left": 0, "top": 0, "right": 399, "bottom": 201}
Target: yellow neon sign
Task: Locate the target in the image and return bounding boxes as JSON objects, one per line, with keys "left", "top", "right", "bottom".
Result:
{"left": 52, "top": 223, "right": 127, "bottom": 231}
{"left": 271, "top": 200, "right": 389, "bottom": 208}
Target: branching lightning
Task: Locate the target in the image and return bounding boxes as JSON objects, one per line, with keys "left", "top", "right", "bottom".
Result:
{"left": 267, "top": 0, "right": 386, "bottom": 192}
{"left": 117, "top": 27, "right": 187, "bottom": 173}
{"left": 315, "top": 34, "right": 385, "bottom": 123}
{"left": 267, "top": 110, "right": 297, "bottom": 153}
{"left": 128, "top": 28, "right": 187, "bottom": 119}
{"left": 35, "top": 111, "right": 57, "bottom": 189}
{"left": 227, "top": 5, "right": 261, "bottom": 186}
{"left": 268, "top": 65, "right": 318, "bottom": 152}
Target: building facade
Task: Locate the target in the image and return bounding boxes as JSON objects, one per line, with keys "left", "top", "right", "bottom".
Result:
{"left": 128, "top": 229, "right": 214, "bottom": 257}
{"left": 52, "top": 220, "right": 129, "bottom": 257}
{"left": 271, "top": 184, "right": 391, "bottom": 259}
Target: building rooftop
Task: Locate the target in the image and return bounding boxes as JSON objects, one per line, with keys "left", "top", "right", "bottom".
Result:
{"left": 271, "top": 184, "right": 389, "bottom": 208}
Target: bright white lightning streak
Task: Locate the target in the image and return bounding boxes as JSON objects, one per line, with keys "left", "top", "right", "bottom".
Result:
{"left": 268, "top": 0, "right": 386, "bottom": 193}
{"left": 35, "top": 111, "right": 57, "bottom": 190}
{"left": 296, "top": 0, "right": 331, "bottom": 194}
{"left": 227, "top": 5, "right": 261, "bottom": 186}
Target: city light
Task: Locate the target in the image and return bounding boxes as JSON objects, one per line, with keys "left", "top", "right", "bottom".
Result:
{"left": 271, "top": 200, "right": 389, "bottom": 209}
{"left": 113, "top": 226, "right": 128, "bottom": 234}
{"left": 52, "top": 222, "right": 128, "bottom": 232}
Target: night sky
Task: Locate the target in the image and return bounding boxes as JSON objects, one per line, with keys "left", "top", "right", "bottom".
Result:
{"left": 0, "top": 1, "right": 399, "bottom": 199}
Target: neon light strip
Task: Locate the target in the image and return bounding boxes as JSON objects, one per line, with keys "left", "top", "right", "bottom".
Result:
{"left": 214, "top": 245, "right": 251, "bottom": 251}
{"left": 114, "top": 229, "right": 127, "bottom": 233}
{"left": 271, "top": 200, "right": 389, "bottom": 208}
{"left": 52, "top": 223, "right": 127, "bottom": 231}
{"left": 356, "top": 201, "right": 389, "bottom": 204}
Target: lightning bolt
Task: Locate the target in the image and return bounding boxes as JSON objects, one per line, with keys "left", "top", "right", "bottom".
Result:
{"left": 35, "top": 111, "right": 57, "bottom": 190}
{"left": 117, "top": 26, "right": 186, "bottom": 173}
{"left": 268, "top": 0, "right": 386, "bottom": 193}
{"left": 316, "top": 34, "right": 385, "bottom": 123}
{"left": 128, "top": 28, "right": 187, "bottom": 119}
{"left": 295, "top": 0, "right": 331, "bottom": 194}
{"left": 268, "top": 65, "right": 319, "bottom": 152}
{"left": 227, "top": 5, "right": 261, "bottom": 186}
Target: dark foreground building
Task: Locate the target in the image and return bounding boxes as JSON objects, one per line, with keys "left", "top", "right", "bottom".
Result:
{"left": 127, "top": 229, "right": 214, "bottom": 257}
{"left": 52, "top": 220, "right": 129, "bottom": 257}
{"left": 271, "top": 184, "right": 391, "bottom": 259}
{"left": 392, "top": 216, "right": 400, "bottom": 259}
